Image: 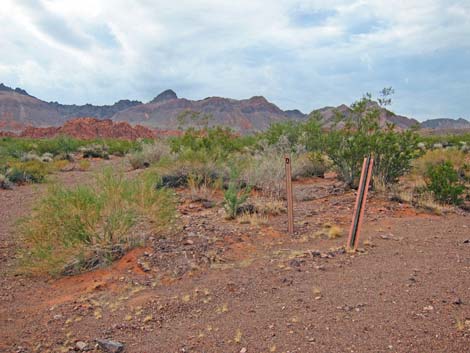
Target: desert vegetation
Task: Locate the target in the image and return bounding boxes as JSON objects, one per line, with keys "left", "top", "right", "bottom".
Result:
{"left": 18, "top": 169, "right": 176, "bottom": 276}
{"left": 2, "top": 93, "right": 469, "bottom": 278}
{"left": 0, "top": 136, "right": 144, "bottom": 188}
{"left": 2, "top": 94, "right": 470, "bottom": 353}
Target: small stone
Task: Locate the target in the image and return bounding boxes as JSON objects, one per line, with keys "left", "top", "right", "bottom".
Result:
{"left": 75, "top": 341, "right": 89, "bottom": 351}
{"left": 184, "top": 239, "right": 194, "bottom": 245}
{"left": 423, "top": 305, "right": 434, "bottom": 312}
{"left": 310, "top": 250, "right": 321, "bottom": 257}
{"left": 240, "top": 348, "right": 247, "bottom": 353}
{"left": 138, "top": 261, "right": 151, "bottom": 272}
{"left": 453, "top": 297, "right": 463, "bottom": 305}
{"left": 463, "top": 239, "right": 470, "bottom": 244}
{"left": 95, "top": 339, "right": 124, "bottom": 353}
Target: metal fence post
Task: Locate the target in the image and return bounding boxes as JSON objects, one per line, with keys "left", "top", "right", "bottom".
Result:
{"left": 285, "top": 155, "right": 294, "bottom": 235}
{"left": 347, "top": 156, "right": 374, "bottom": 250}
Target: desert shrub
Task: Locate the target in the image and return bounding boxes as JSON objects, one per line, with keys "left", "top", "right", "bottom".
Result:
{"left": 7, "top": 160, "right": 50, "bottom": 184}
{"left": 79, "top": 144, "right": 109, "bottom": 159}
{"left": 239, "top": 147, "right": 285, "bottom": 198}
{"left": 292, "top": 152, "right": 330, "bottom": 179}
{"left": 187, "top": 173, "right": 221, "bottom": 202}
{"left": 425, "top": 161, "right": 465, "bottom": 205}
{"left": 321, "top": 96, "right": 420, "bottom": 188}
{"left": 170, "top": 127, "right": 255, "bottom": 159}
{"left": 128, "top": 140, "right": 171, "bottom": 169}
{"left": 155, "top": 148, "right": 227, "bottom": 189}
{"left": 51, "top": 159, "right": 70, "bottom": 171}
{"left": 78, "top": 159, "right": 91, "bottom": 171}
{"left": 0, "top": 174, "right": 13, "bottom": 189}
{"left": 223, "top": 167, "right": 251, "bottom": 219}
{"left": 18, "top": 169, "right": 177, "bottom": 275}
{"left": 35, "top": 136, "right": 85, "bottom": 156}
{"left": 263, "top": 121, "right": 303, "bottom": 149}
{"left": 102, "top": 139, "right": 142, "bottom": 156}
{"left": 419, "top": 133, "right": 470, "bottom": 150}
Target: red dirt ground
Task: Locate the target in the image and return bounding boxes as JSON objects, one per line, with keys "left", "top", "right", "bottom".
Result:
{"left": 1, "top": 161, "right": 470, "bottom": 353}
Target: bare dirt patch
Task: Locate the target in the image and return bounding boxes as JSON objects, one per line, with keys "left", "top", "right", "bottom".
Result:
{"left": 1, "top": 163, "right": 470, "bottom": 352}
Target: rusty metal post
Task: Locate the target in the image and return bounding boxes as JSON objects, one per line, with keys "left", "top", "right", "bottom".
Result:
{"left": 285, "top": 155, "right": 294, "bottom": 235}
{"left": 347, "top": 156, "right": 374, "bottom": 250}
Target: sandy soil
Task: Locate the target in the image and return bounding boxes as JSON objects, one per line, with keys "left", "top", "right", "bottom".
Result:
{"left": 1, "top": 160, "right": 470, "bottom": 353}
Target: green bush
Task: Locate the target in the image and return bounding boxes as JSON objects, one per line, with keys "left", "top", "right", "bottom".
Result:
{"left": 223, "top": 167, "right": 251, "bottom": 219}
{"left": 425, "top": 161, "right": 465, "bottom": 205}
{"left": 169, "top": 127, "right": 255, "bottom": 160}
{"left": 18, "top": 169, "right": 177, "bottom": 276}
{"left": 7, "top": 160, "right": 50, "bottom": 184}
{"left": 321, "top": 96, "right": 420, "bottom": 188}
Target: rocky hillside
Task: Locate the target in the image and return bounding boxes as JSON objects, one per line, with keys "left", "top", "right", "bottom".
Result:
{"left": 112, "top": 90, "right": 303, "bottom": 133}
{"left": 0, "top": 83, "right": 141, "bottom": 131}
{"left": 2, "top": 82, "right": 467, "bottom": 134}
{"left": 309, "top": 102, "right": 419, "bottom": 130}
{"left": 421, "top": 118, "right": 470, "bottom": 129}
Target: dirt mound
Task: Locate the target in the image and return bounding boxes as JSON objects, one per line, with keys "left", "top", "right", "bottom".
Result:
{"left": 19, "top": 117, "right": 157, "bottom": 140}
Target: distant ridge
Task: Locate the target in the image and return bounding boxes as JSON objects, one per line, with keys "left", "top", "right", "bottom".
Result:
{"left": 0, "top": 82, "right": 463, "bottom": 134}
{"left": 421, "top": 118, "right": 470, "bottom": 129}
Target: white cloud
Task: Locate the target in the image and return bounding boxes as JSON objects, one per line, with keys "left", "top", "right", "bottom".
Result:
{"left": 0, "top": 0, "right": 469, "bottom": 119}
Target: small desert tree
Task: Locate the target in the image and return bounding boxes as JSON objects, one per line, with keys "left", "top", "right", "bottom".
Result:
{"left": 320, "top": 90, "right": 420, "bottom": 188}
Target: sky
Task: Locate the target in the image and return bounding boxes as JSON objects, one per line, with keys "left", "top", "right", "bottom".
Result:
{"left": 1, "top": 0, "right": 469, "bottom": 121}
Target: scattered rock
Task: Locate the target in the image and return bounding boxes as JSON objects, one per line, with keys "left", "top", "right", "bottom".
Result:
{"left": 137, "top": 260, "right": 151, "bottom": 272}
{"left": 202, "top": 200, "right": 215, "bottom": 208}
{"left": 96, "top": 339, "right": 124, "bottom": 353}
{"left": 75, "top": 341, "right": 89, "bottom": 351}
{"left": 453, "top": 297, "right": 463, "bottom": 305}
{"left": 240, "top": 348, "right": 247, "bottom": 353}
{"left": 464, "top": 239, "right": 470, "bottom": 244}
{"left": 423, "top": 305, "right": 434, "bottom": 312}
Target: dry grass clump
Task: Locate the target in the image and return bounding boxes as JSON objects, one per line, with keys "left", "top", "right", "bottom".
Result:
{"left": 252, "top": 197, "right": 285, "bottom": 216}
{"left": 78, "top": 159, "right": 91, "bottom": 171}
{"left": 128, "top": 140, "right": 172, "bottom": 169}
{"left": 412, "top": 149, "right": 469, "bottom": 177}
{"left": 187, "top": 174, "right": 221, "bottom": 202}
{"left": 390, "top": 184, "right": 449, "bottom": 215}
{"left": 313, "top": 223, "right": 343, "bottom": 239}
{"left": 239, "top": 149, "right": 285, "bottom": 198}
{"left": 291, "top": 152, "right": 330, "bottom": 179}
{"left": 18, "top": 168, "right": 177, "bottom": 276}
{"left": 237, "top": 212, "right": 269, "bottom": 226}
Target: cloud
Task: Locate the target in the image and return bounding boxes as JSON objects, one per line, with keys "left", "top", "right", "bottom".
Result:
{"left": 0, "top": 0, "right": 469, "bottom": 120}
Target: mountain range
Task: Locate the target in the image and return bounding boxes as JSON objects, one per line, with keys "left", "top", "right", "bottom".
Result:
{"left": 0, "top": 83, "right": 468, "bottom": 134}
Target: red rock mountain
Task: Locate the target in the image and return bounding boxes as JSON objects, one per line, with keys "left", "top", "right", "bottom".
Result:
{"left": 19, "top": 118, "right": 156, "bottom": 140}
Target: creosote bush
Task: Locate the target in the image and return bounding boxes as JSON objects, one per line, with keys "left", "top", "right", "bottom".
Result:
{"left": 18, "top": 169, "right": 177, "bottom": 276}
{"left": 425, "top": 161, "right": 465, "bottom": 205}
{"left": 320, "top": 96, "right": 420, "bottom": 188}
